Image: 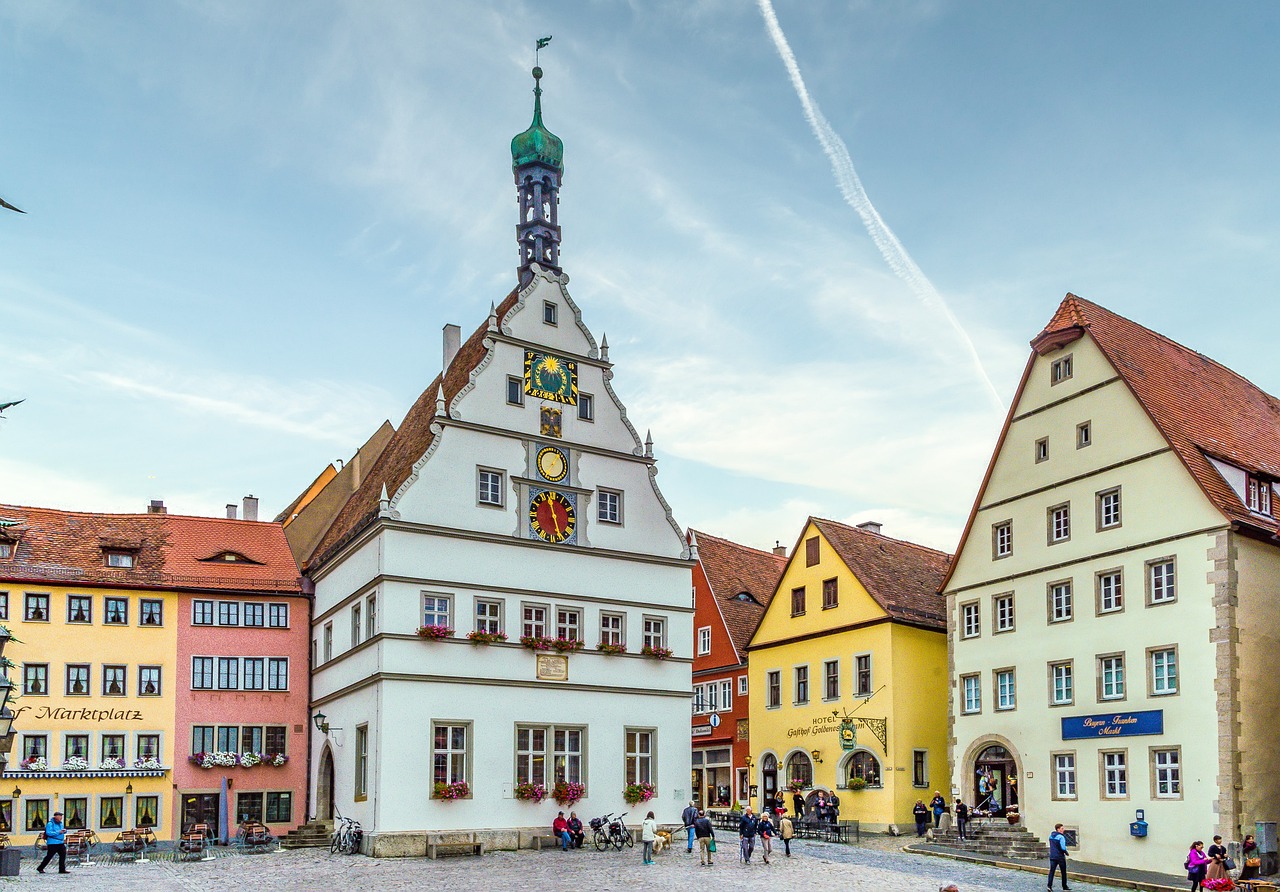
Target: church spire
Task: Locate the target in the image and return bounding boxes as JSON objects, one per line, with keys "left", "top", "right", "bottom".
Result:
{"left": 511, "top": 65, "right": 564, "bottom": 283}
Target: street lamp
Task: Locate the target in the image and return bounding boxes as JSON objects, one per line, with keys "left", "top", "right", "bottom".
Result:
{"left": 312, "top": 712, "right": 328, "bottom": 735}
{"left": 810, "top": 749, "right": 823, "bottom": 764}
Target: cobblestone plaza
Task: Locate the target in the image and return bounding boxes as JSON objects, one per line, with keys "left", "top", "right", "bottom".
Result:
{"left": 10, "top": 838, "right": 1126, "bottom": 892}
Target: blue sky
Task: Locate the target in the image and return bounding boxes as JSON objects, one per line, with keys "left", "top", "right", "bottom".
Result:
{"left": 3, "top": 1, "right": 1278, "bottom": 552}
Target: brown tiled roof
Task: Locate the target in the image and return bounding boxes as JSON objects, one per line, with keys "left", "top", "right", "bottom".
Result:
{"left": 0, "top": 505, "right": 301, "bottom": 593}
{"left": 307, "top": 288, "right": 521, "bottom": 570}
{"left": 811, "top": 518, "right": 950, "bottom": 628}
{"left": 691, "top": 530, "right": 786, "bottom": 660}
{"left": 1033, "top": 294, "right": 1280, "bottom": 538}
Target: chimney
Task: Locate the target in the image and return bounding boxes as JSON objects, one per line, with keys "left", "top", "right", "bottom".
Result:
{"left": 856, "top": 521, "right": 883, "bottom": 535}
{"left": 443, "top": 323, "right": 461, "bottom": 372}
{"left": 242, "top": 495, "right": 259, "bottom": 522}
{"left": 225, "top": 504, "right": 238, "bottom": 520}
{"left": 146, "top": 500, "right": 167, "bottom": 514}
{"left": 772, "top": 540, "right": 787, "bottom": 557}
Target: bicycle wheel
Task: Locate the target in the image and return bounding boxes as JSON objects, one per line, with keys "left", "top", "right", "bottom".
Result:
{"left": 593, "top": 828, "right": 609, "bottom": 852}
{"left": 611, "top": 829, "right": 625, "bottom": 851}
{"left": 331, "top": 831, "right": 342, "bottom": 855}
{"left": 623, "top": 827, "right": 634, "bottom": 848}
{"left": 348, "top": 829, "right": 363, "bottom": 855}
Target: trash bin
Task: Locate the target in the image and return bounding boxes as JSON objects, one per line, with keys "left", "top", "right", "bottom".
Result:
{"left": 0, "top": 847, "right": 20, "bottom": 876}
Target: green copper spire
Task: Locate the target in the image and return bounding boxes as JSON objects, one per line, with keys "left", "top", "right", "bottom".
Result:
{"left": 511, "top": 66, "right": 563, "bottom": 171}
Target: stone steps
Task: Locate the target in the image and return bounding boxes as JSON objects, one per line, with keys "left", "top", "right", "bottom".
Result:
{"left": 932, "top": 822, "right": 1048, "bottom": 860}
{"left": 280, "top": 821, "right": 333, "bottom": 849}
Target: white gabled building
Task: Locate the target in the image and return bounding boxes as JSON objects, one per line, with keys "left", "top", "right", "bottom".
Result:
{"left": 301, "top": 66, "right": 693, "bottom": 856}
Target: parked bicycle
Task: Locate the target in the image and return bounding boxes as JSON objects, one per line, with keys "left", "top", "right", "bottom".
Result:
{"left": 331, "top": 812, "right": 363, "bottom": 855}
{"left": 587, "top": 812, "right": 631, "bottom": 851}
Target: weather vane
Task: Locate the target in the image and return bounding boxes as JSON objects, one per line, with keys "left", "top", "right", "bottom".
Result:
{"left": 535, "top": 35, "right": 552, "bottom": 67}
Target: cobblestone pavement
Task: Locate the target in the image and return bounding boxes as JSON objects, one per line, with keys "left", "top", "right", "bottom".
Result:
{"left": 8, "top": 837, "right": 1128, "bottom": 891}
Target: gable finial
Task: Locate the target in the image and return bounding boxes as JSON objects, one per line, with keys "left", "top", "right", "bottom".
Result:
{"left": 488, "top": 301, "right": 498, "bottom": 332}
{"left": 600, "top": 333, "right": 609, "bottom": 361}
{"left": 644, "top": 429, "right": 654, "bottom": 458}
{"left": 378, "top": 483, "right": 391, "bottom": 516}
{"left": 435, "top": 384, "right": 446, "bottom": 418}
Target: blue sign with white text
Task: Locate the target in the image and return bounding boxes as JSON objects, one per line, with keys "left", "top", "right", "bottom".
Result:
{"left": 1061, "top": 710, "right": 1163, "bottom": 740}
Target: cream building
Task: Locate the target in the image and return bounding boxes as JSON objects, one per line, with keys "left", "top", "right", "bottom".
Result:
{"left": 945, "top": 294, "right": 1280, "bottom": 871}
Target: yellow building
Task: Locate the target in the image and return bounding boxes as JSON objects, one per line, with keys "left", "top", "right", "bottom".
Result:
{"left": 0, "top": 505, "right": 177, "bottom": 844}
{"left": 747, "top": 517, "right": 950, "bottom": 831}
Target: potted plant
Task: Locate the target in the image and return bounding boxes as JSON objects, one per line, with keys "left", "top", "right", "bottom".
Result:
{"left": 433, "top": 780, "right": 470, "bottom": 801}
{"left": 786, "top": 778, "right": 807, "bottom": 793}
{"left": 623, "top": 782, "right": 656, "bottom": 806}
{"left": 265, "top": 753, "right": 289, "bottom": 767}
{"left": 62, "top": 756, "right": 91, "bottom": 772}
{"left": 550, "top": 637, "right": 585, "bottom": 654}
{"left": 553, "top": 781, "right": 585, "bottom": 807}
{"left": 595, "top": 642, "right": 627, "bottom": 655}
{"left": 640, "top": 645, "right": 672, "bottom": 660}
{"left": 520, "top": 635, "right": 554, "bottom": 651}
{"left": 514, "top": 782, "right": 548, "bottom": 803}
{"left": 20, "top": 756, "right": 47, "bottom": 771}
{"left": 467, "top": 630, "right": 507, "bottom": 645}
{"left": 1006, "top": 810, "right": 1021, "bottom": 825}
{"left": 417, "top": 624, "right": 455, "bottom": 640}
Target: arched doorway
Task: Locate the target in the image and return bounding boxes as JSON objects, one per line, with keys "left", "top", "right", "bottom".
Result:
{"left": 760, "top": 753, "right": 778, "bottom": 813}
{"left": 317, "top": 746, "right": 335, "bottom": 821}
{"left": 974, "top": 744, "right": 1018, "bottom": 813}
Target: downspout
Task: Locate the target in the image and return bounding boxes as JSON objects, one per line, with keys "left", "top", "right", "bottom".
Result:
{"left": 302, "top": 575, "right": 316, "bottom": 823}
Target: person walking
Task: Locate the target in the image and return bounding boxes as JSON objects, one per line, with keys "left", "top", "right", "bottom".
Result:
{"left": 693, "top": 809, "right": 715, "bottom": 866}
{"left": 1048, "top": 823, "right": 1071, "bottom": 891}
{"left": 738, "top": 806, "right": 758, "bottom": 864}
{"left": 779, "top": 810, "right": 794, "bottom": 857}
{"left": 37, "top": 810, "right": 69, "bottom": 874}
{"left": 913, "top": 799, "right": 930, "bottom": 837}
{"left": 640, "top": 811, "right": 658, "bottom": 865}
{"left": 955, "top": 799, "right": 969, "bottom": 841}
{"left": 792, "top": 790, "right": 806, "bottom": 819}
{"left": 1187, "top": 841, "right": 1210, "bottom": 892}
{"left": 681, "top": 800, "right": 699, "bottom": 853}
{"left": 1206, "top": 836, "right": 1229, "bottom": 881}
{"left": 930, "top": 792, "right": 947, "bottom": 828}
{"left": 553, "top": 811, "right": 573, "bottom": 852}
{"left": 758, "top": 811, "right": 775, "bottom": 865}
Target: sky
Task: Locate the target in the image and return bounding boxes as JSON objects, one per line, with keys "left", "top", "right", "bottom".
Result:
{"left": 2, "top": 1, "right": 1279, "bottom": 554}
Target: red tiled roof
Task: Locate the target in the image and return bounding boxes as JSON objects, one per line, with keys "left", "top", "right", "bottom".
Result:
{"left": 691, "top": 530, "right": 786, "bottom": 659}
{"left": 0, "top": 504, "right": 301, "bottom": 593}
{"left": 1034, "top": 294, "right": 1280, "bottom": 538}
{"left": 811, "top": 518, "right": 950, "bottom": 628}
{"left": 307, "top": 288, "right": 521, "bottom": 570}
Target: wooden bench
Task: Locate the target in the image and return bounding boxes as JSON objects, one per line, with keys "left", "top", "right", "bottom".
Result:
{"left": 426, "top": 832, "right": 484, "bottom": 859}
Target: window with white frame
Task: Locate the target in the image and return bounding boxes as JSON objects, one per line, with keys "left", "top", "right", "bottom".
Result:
{"left": 1050, "top": 661, "right": 1074, "bottom": 706}
{"left": 597, "top": 489, "right": 622, "bottom": 524}
{"left": 855, "top": 654, "right": 872, "bottom": 696}
{"left": 1050, "top": 580, "right": 1073, "bottom": 623}
{"left": 1099, "top": 654, "right": 1125, "bottom": 700}
{"left": 477, "top": 468, "right": 504, "bottom": 507}
{"left": 642, "top": 617, "right": 665, "bottom": 650}
{"left": 543, "top": 300, "right": 558, "bottom": 325}
{"left": 1102, "top": 750, "right": 1127, "bottom": 797}
{"left": 697, "top": 626, "right": 711, "bottom": 655}
{"left": 506, "top": 376, "right": 524, "bottom": 406}
{"left": 1054, "top": 752, "right": 1077, "bottom": 798}
{"left": 961, "top": 601, "right": 980, "bottom": 638}
{"left": 1153, "top": 747, "right": 1181, "bottom": 798}
{"left": 823, "top": 659, "right": 839, "bottom": 700}
{"left": 365, "top": 594, "right": 376, "bottom": 638}
{"left": 422, "top": 594, "right": 451, "bottom": 628}
{"left": 738, "top": 675, "right": 748, "bottom": 695}
{"left": 1035, "top": 437, "right": 1049, "bottom": 463}
{"left": 1148, "top": 558, "right": 1176, "bottom": 604}
{"left": 351, "top": 603, "right": 362, "bottom": 647}
{"left": 354, "top": 725, "right": 368, "bottom": 799}
{"left": 1097, "top": 488, "right": 1122, "bottom": 529}
{"left": 323, "top": 623, "right": 333, "bottom": 662}
{"left": 794, "top": 665, "right": 809, "bottom": 704}
{"left": 217, "top": 601, "right": 239, "bottom": 626}
{"left": 267, "top": 658, "right": 289, "bottom": 690}
{"left": 193, "top": 600, "right": 214, "bottom": 625}
{"left": 993, "top": 521, "right": 1012, "bottom": 559}
{"left": 432, "top": 722, "right": 469, "bottom": 788}
{"left": 692, "top": 684, "right": 707, "bottom": 714}
{"left": 516, "top": 726, "right": 548, "bottom": 785}
{"left": 719, "top": 679, "right": 732, "bottom": 711}
{"left": 994, "top": 593, "right": 1015, "bottom": 632}
{"left": 1049, "top": 503, "right": 1071, "bottom": 543}
{"left": 556, "top": 608, "right": 581, "bottom": 642}
{"left": 1097, "top": 570, "right": 1123, "bottom": 614}
{"left": 268, "top": 602, "right": 289, "bottom": 628}
{"left": 624, "top": 729, "right": 653, "bottom": 784}
{"left": 240, "top": 602, "right": 263, "bottom": 627}
{"left": 600, "top": 612, "right": 624, "bottom": 646}
{"left": 995, "top": 668, "right": 1016, "bottom": 710}
{"left": 1150, "top": 647, "right": 1177, "bottom": 695}
{"left": 476, "top": 600, "right": 502, "bottom": 635}
{"left": 766, "top": 670, "right": 781, "bottom": 708}
{"left": 1077, "top": 421, "right": 1092, "bottom": 448}
{"left": 961, "top": 674, "right": 981, "bottom": 714}
{"left": 523, "top": 605, "right": 548, "bottom": 639}
{"left": 1246, "top": 475, "right": 1273, "bottom": 515}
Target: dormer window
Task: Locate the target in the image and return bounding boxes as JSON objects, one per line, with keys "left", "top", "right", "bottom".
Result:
{"left": 1246, "top": 474, "right": 1273, "bottom": 516}
{"left": 105, "top": 551, "right": 134, "bottom": 569}
{"left": 198, "top": 551, "right": 261, "bottom": 565}
{"left": 0, "top": 542, "right": 11, "bottom": 559}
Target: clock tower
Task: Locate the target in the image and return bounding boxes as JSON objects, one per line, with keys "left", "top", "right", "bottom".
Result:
{"left": 511, "top": 66, "right": 563, "bottom": 284}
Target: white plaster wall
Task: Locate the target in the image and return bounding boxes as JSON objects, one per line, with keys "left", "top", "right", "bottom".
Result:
{"left": 1235, "top": 536, "right": 1280, "bottom": 833}
{"left": 310, "top": 683, "right": 380, "bottom": 823}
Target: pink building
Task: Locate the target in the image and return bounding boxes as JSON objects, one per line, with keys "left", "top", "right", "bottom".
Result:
{"left": 168, "top": 510, "right": 309, "bottom": 839}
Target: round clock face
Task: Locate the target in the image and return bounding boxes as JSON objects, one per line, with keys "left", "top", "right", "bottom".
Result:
{"left": 529, "top": 491, "right": 575, "bottom": 543}
{"left": 536, "top": 446, "right": 568, "bottom": 483}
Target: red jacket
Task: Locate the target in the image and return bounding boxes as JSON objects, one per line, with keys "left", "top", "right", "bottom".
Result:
{"left": 553, "top": 816, "right": 569, "bottom": 834}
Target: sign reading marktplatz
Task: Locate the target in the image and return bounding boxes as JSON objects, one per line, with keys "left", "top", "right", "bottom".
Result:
{"left": 1061, "top": 709, "right": 1163, "bottom": 740}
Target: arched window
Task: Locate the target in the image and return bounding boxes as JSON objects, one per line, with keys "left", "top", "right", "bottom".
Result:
{"left": 846, "top": 751, "right": 881, "bottom": 788}
{"left": 786, "top": 752, "right": 813, "bottom": 788}
{"left": 761, "top": 753, "right": 777, "bottom": 773}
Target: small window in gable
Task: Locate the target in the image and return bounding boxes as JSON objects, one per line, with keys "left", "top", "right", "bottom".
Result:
{"left": 1035, "top": 437, "right": 1049, "bottom": 463}
{"left": 1246, "top": 474, "right": 1273, "bottom": 516}
{"left": 543, "top": 301, "right": 558, "bottom": 326}
{"left": 1077, "top": 421, "right": 1092, "bottom": 449}
{"left": 1051, "top": 354, "right": 1073, "bottom": 385}
{"left": 507, "top": 376, "right": 524, "bottom": 406}
{"left": 104, "top": 551, "right": 135, "bottom": 569}
{"left": 805, "top": 536, "right": 819, "bottom": 567}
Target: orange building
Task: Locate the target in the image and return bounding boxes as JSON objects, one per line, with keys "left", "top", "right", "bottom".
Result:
{"left": 688, "top": 530, "right": 785, "bottom": 813}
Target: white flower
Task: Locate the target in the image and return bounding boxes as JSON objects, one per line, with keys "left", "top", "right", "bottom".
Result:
{"left": 98, "top": 757, "right": 124, "bottom": 770}
{"left": 239, "top": 752, "right": 261, "bottom": 768}
{"left": 62, "top": 757, "right": 90, "bottom": 771}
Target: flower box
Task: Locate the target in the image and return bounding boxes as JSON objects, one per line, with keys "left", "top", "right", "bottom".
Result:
{"left": 595, "top": 642, "right": 627, "bottom": 656}
{"left": 786, "top": 779, "right": 808, "bottom": 793}
{"left": 553, "top": 781, "right": 585, "bottom": 807}
{"left": 514, "top": 782, "right": 548, "bottom": 803}
{"left": 623, "top": 782, "right": 656, "bottom": 806}
{"left": 62, "top": 757, "right": 91, "bottom": 771}
{"left": 640, "top": 645, "right": 672, "bottom": 660}
{"left": 20, "top": 757, "right": 48, "bottom": 771}
{"left": 467, "top": 630, "right": 508, "bottom": 646}
{"left": 433, "top": 780, "right": 470, "bottom": 801}
{"left": 417, "top": 624, "right": 455, "bottom": 641}
{"left": 520, "top": 635, "right": 554, "bottom": 651}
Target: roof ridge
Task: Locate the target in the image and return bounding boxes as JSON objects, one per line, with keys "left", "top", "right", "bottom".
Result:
{"left": 810, "top": 517, "right": 952, "bottom": 558}
{"left": 688, "top": 528, "right": 786, "bottom": 560}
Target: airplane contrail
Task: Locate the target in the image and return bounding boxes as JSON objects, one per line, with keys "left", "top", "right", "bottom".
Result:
{"left": 757, "top": 0, "right": 1004, "bottom": 412}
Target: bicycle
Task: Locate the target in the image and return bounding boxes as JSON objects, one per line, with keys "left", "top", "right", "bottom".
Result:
{"left": 589, "top": 813, "right": 615, "bottom": 851}
{"left": 608, "top": 812, "right": 632, "bottom": 850}
{"left": 331, "top": 812, "right": 363, "bottom": 855}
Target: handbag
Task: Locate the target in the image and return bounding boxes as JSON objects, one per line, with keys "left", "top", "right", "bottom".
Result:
{"left": 707, "top": 838, "right": 716, "bottom": 853}
{"left": 1225, "top": 858, "right": 1237, "bottom": 871}
{"left": 1246, "top": 857, "right": 1261, "bottom": 868}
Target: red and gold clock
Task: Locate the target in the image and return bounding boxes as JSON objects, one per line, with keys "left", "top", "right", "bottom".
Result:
{"left": 528, "top": 490, "right": 576, "bottom": 544}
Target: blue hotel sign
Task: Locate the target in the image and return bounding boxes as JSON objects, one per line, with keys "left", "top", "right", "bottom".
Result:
{"left": 1062, "top": 710, "right": 1163, "bottom": 740}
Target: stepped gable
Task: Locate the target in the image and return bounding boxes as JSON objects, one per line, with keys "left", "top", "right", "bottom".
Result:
{"left": 692, "top": 530, "right": 787, "bottom": 658}
{"left": 161, "top": 515, "right": 301, "bottom": 593}
{"left": 0, "top": 504, "right": 168, "bottom": 586}
{"left": 1034, "top": 293, "right": 1280, "bottom": 538}
{"left": 307, "top": 287, "right": 521, "bottom": 571}
{"left": 811, "top": 518, "right": 951, "bottom": 629}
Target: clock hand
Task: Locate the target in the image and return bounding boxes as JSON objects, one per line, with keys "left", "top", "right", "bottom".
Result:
{"left": 551, "top": 507, "right": 562, "bottom": 536}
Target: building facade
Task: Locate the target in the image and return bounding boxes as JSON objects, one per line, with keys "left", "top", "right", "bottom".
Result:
{"left": 688, "top": 530, "right": 785, "bottom": 813}
{"left": 0, "top": 502, "right": 306, "bottom": 844}
{"left": 302, "top": 67, "right": 693, "bottom": 856}
{"left": 944, "top": 295, "right": 1280, "bottom": 872}
{"left": 747, "top": 518, "right": 950, "bottom": 831}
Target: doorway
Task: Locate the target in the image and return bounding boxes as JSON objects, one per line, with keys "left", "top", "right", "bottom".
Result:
{"left": 181, "top": 794, "right": 219, "bottom": 833}
{"left": 317, "top": 747, "right": 335, "bottom": 821}
{"left": 760, "top": 753, "right": 778, "bottom": 812}
{"left": 975, "top": 744, "right": 1018, "bottom": 812}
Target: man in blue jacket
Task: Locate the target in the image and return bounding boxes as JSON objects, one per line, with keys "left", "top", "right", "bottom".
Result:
{"left": 738, "top": 807, "right": 758, "bottom": 864}
{"left": 1047, "top": 823, "right": 1071, "bottom": 891}
{"left": 37, "top": 810, "right": 69, "bottom": 874}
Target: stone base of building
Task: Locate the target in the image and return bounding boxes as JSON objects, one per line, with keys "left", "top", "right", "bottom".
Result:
{"left": 365, "top": 825, "right": 681, "bottom": 857}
